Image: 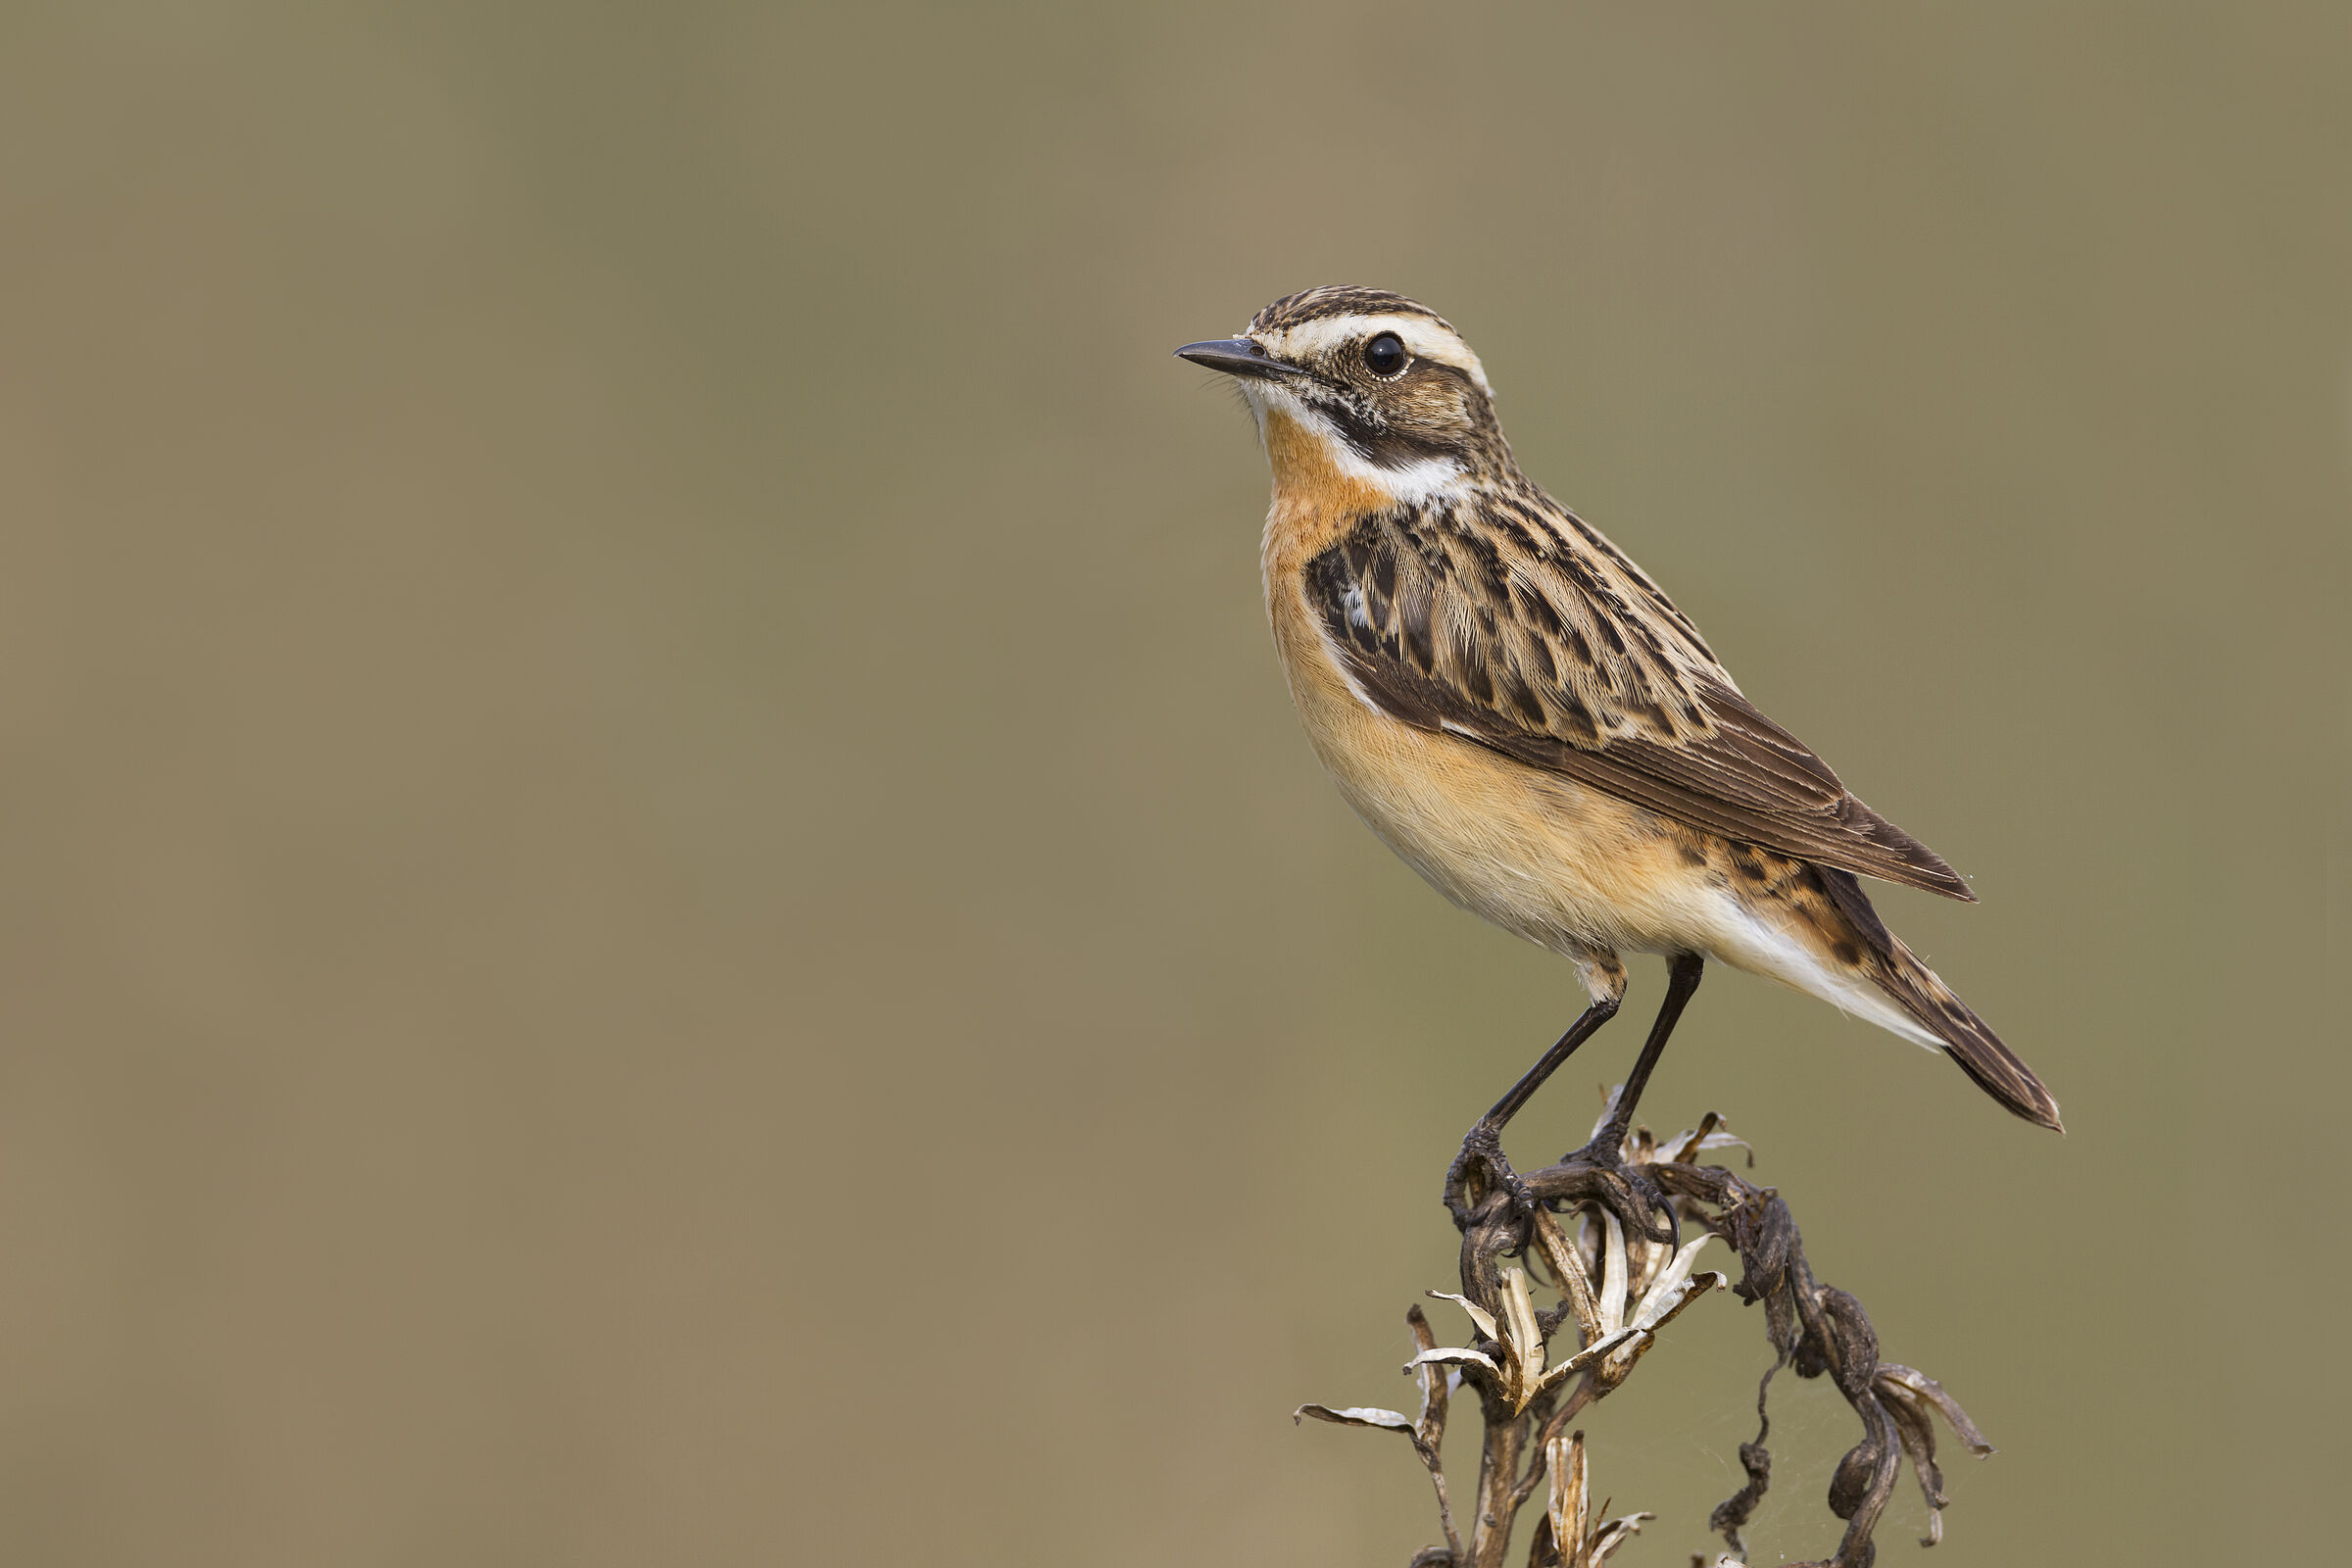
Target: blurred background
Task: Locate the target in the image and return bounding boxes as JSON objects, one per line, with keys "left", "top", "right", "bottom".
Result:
{"left": 0, "top": 3, "right": 2343, "bottom": 1563}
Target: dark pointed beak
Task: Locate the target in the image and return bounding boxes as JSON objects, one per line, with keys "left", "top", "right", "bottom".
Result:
{"left": 1173, "top": 337, "right": 1307, "bottom": 382}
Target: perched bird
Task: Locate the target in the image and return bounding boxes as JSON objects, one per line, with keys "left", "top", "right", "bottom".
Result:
{"left": 1176, "top": 287, "right": 2059, "bottom": 1213}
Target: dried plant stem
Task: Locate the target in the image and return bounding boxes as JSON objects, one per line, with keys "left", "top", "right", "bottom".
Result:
{"left": 1471, "top": 1398, "right": 1524, "bottom": 1567}
{"left": 1512, "top": 1376, "right": 1596, "bottom": 1514}
{"left": 1421, "top": 1455, "right": 1462, "bottom": 1566}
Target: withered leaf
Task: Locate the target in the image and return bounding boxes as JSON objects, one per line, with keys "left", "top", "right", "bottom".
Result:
{"left": 1293, "top": 1403, "right": 1416, "bottom": 1434}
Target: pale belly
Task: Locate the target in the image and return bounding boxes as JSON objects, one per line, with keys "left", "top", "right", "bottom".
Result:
{"left": 1311, "top": 696, "right": 1699, "bottom": 959}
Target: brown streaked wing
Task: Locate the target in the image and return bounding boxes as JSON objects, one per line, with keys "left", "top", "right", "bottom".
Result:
{"left": 1304, "top": 509, "right": 1976, "bottom": 902}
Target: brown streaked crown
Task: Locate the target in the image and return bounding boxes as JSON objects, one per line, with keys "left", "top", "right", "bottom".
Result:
{"left": 1247, "top": 286, "right": 1458, "bottom": 337}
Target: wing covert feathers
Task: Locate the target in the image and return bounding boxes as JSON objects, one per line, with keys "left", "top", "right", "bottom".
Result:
{"left": 1304, "top": 506, "right": 1977, "bottom": 901}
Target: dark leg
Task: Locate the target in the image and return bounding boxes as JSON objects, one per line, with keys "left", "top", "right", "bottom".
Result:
{"left": 1480, "top": 996, "right": 1626, "bottom": 1136}
{"left": 1445, "top": 995, "right": 1621, "bottom": 1226}
{"left": 1574, "top": 953, "right": 1705, "bottom": 1162}
{"left": 1557, "top": 955, "right": 1704, "bottom": 1247}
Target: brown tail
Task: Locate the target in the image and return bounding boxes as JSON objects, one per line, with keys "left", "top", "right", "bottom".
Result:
{"left": 1818, "top": 869, "right": 2063, "bottom": 1131}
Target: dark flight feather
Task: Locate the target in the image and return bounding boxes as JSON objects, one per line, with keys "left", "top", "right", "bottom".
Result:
{"left": 1816, "top": 866, "right": 2060, "bottom": 1127}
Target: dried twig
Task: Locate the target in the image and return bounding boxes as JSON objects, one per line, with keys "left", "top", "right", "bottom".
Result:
{"left": 1296, "top": 1101, "right": 1996, "bottom": 1566}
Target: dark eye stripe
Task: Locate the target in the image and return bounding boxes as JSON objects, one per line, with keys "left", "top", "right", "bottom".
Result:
{"left": 1315, "top": 394, "right": 1458, "bottom": 470}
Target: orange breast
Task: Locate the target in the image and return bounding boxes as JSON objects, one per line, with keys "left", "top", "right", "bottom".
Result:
{"left": 1258, "top": 409, "right": 1392, "bottom": 575}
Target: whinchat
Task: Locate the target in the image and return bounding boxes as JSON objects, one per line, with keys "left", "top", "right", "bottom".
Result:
{"left": 1177, "top": 287, "right": 2058, "bottom": 1210}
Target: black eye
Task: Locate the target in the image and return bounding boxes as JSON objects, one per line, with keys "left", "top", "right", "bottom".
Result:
{"left": 1363, "top": 331, "right": 1408, "bottom": 376}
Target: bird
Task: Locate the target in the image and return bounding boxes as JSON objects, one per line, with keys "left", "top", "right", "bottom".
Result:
{"left": 1175, "top": 286, "right": 2059, "bottom": 1222}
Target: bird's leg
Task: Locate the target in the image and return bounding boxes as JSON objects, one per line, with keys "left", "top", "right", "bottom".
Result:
{"left": 1558, "top": 954, "right": 1705, "bottom": 1245}
{"left": 1445, "top": 995, "right": 1621, "bottom": 1231}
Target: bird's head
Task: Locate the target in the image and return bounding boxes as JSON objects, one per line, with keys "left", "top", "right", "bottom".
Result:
{"left": 1177, "top": 287, "right": 1510, "bottom": 503}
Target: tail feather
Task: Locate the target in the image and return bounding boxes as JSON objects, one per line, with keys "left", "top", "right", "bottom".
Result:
{"left": 1818, "top": 869, "right": 2063, "bottom": 1131}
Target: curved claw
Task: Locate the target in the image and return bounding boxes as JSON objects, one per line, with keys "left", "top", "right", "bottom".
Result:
{"left": 1620, "top": 1162, "right": 1682, "bottom": 1251}
{"left": 1446, "top": 1125, "right": 1540, "bottom": 1240}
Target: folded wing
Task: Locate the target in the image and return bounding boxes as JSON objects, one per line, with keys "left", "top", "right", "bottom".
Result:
{"left": 1304, "top": 506, "right": 1975, "bottom": 901}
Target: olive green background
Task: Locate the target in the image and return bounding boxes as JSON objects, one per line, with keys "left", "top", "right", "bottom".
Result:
{"left": 0, "top": 3, "right": 2343, "bottom": 1563}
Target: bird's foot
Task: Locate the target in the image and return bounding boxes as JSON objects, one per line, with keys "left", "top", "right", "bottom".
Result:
{"left": 1444, "top": 1122, "right": 1540, "bottom": 1238}
{"left": 1552, "top": 1131, "right": 1680, "bottom": 1250}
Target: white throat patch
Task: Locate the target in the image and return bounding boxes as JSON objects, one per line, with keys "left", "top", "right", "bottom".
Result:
{"left": 1242, "top": 382, "right": 1468, "bottom": 506}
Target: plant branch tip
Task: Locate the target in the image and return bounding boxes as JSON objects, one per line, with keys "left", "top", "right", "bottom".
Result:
{"left": 1298, "top": 1104, "right": 1998, "bottom": 1567}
